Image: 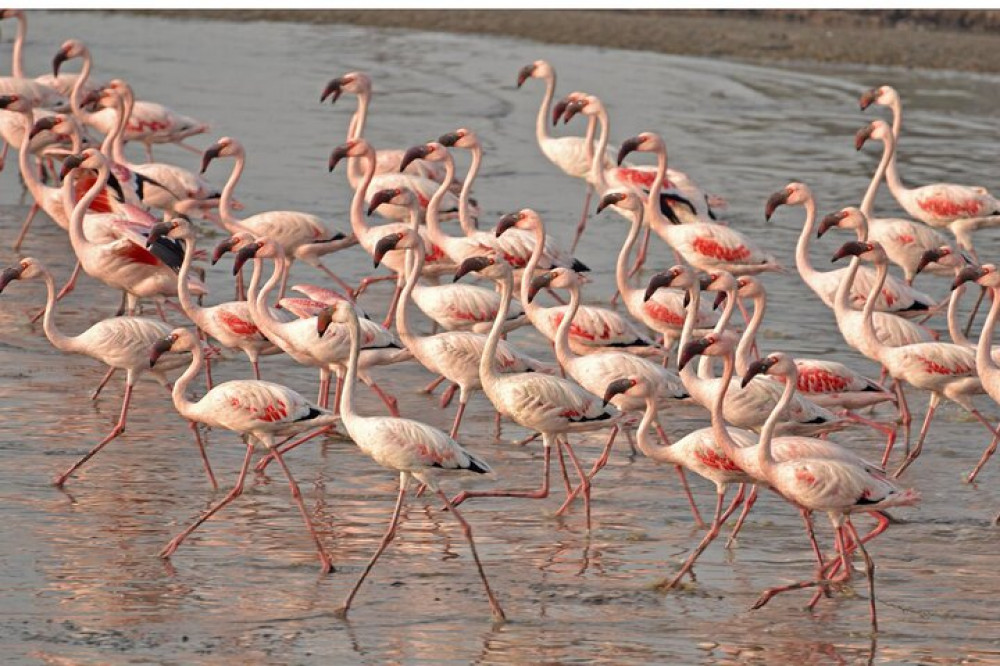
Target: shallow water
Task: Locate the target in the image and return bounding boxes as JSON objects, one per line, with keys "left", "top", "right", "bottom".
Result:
{"left": 2, "top": 11, "right": 1000, "bottom": 665}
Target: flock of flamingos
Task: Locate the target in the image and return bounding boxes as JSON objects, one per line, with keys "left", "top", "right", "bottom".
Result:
{"left": 4, "top": 9, "right": 1000, "bottom": 632}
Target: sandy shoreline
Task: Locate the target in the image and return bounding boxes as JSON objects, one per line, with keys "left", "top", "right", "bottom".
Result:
{"left": 121, "top": 9, "right": 1000, "bottom": 74}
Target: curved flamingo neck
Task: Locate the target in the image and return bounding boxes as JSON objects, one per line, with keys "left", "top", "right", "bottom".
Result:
{"left": 678, "top": 281, "right": 702, "bottom": 384}
{"left": 253, "top": 253, "right": 288, "bottom": 330}
{"left": 175, "top": 233, "right": 203, "bottom": 322}
{"left": 861, "top": 132, "right": 895, "bottom": 217}
{"left": 346, "top": 89, "right": 371, "bottom": 185}
{"left": 395, "top": 204, "right": 424, "bottom": 347}
{"left": 946, "top": 284, "right": 973, "bottom": 348}
{"left": 589, "top": 106, "right": 611, "bottom": 191}
{"left": 348, "top": 148, "right": 377, "bottom": 244}
{"left": 708, "top": 350, "right": 742, "bottom": 461}
{"left": 552, "top": 281, "right": 580, "bottom": 370}
{"left": 11, "top": 14, "right": 26, "bottom": 78}
{"left": 480, "top": 269, "right": 513, "bottom": 387}
{"left": 68, "top": 50, "right": 93, "bottom": 124}
{"left": 859, "top": 258, "right": 890, "bottom": 362}
{"left": 757, "top": 364, "right": 797, "bottom": 473}
{"left": 424, "top": 154, "right": 456, "bottom": 245}
{"left": 879, "top": 125, "right": 910, "bottom": 205}
{"left": 535, "top": 72, "right": 555, "bottom": 148}
{"left": 103, "top": 93, "right": 126, "bottom": 159}
{"left": 340, "top": 311, "right": 363, "bottom": 424}
{"left": 16, "top": 108, "right": 49, "bottom": 205}
{"left": 520, "top": 221, "right": 546, "bottom": 321}
{"left": 39, "top": 267, "right": 74, "bottom": 353}
{"left": 64, "top": 163, "right": 105, "bottom": 255}
{"left": 110, "top": 90, "right": 133, "bottom": 164}
{"left": 643, "top": 143, "right": 673, "bottom": 238}
{"left": 884, "top": 98, "right": 904, "bottom": 192}
{"left": 736, "top": 292, "right": 766, "bottom": 376}
{"left": 634, "top": 394, "right": 676, "bottom": 463}
{"left": 977, "top": 284, "right": 1000, "bottom": 383}
{"left": 458, "top": 144, "right": 482, "bottom": 235}
{"left": 218, "top": 148, "right": 246, "bottom": 231}
{"left": 171, "top": 342, "right": 204, "bottom": 421}
{"left": 615, "top": 208, "right": 642, "bottom": 300}
{"left": 833, "top": 253, "right": 861, "bottom": 314}
{"left": 698, "top": 285, "right": 737, "bottom": 378}
{"left": 794, "top": 196, "right": 821, "bottom": 285}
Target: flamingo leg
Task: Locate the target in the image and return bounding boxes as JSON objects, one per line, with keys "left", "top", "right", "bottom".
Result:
{"left": 725, "top": 484, "right": 759, "bottom": 548}
{"left": 555, "top": 441, "right": 573, "bottom": 497}
{"left": 839, "top": 409, "right": 898, "bottom": 467}
{"left": 420, "top": 375, "right": 447, "bottom": 394}
{"left": 448, "top": 437, "right": 551, "bottom": 508}
{"left": 381, "top": 282, "right": 404, "bottom": 329}
{"left": 657, "top": 486, "right": 727, "bottom": 591}
{"left": 559, "top": 438, "right": 593, "bottom": 529}
{"left": 449, "top": 400, "right": 467, "bottom": 440}
{"left": 846, "top": 518, "right": 878, "bottom": 632}
{"left": 367, "top": 380, "right": 400, "bottom": 416}
{"left": 352, "top": 274, "right": 396, "bottom": 299}
{"left": 436, "top": 488, "right": 507, "bottom": 621}
{"left": 570, "top": 183, "right": 593, "bottom": 253}
{"left": 54, "top": 382, "right": 133, "bottom": 487}
{"left": 493, "top": 411, "right": 502, "bottom": 441}
{"left": 893, "top": 391, "right": 939, "bottom": 477}
{"left": 719, "top": 483, "right": 745, "bottom": 524}
{"left": 894, "top": 378, "right": 912, "bottom": 452}
{"left": 12, "top": 202, "right": 39, "bottom": 251}
{"left": 188, "top": 421, "right": 218, "bottom": 489}
{"left": 966, "top": 418, "right": 1000, "bottom": 483}
{"left": 262, "top": 434, "right": 334, "bottom": 573}
{"left": 160, "top": 438, "right": 255, "bottom": 560}
{"left": 312, "top": 260, "right": 355, "bottom": 297}
{"left": 251, "top": 358, "right": 261, "bottom": 380}
{"left": 89, "top": 366, "right": 117, "bottom": 401}
{"left": 254, "top": 425, "right": 336, "bottom": 473}
{"left": 675, "top": 465, "right": 706, "bottom": 528}
{"left": 317, "top": 371, "right": 331, "bottom": 410}
{"left": 556, "top": 425, "right": 619, "bottom": 514}
{"left": 439, "top": 383, "right": 458, "bottom": 408}
{"left": 336, "top": 476, "right": 408, "bottom": 618}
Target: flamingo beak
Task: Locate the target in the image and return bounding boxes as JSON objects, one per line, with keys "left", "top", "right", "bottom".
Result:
{"left": 28, "top": 116, "right": 58, "bottom": 140}
{"left": 438, "top": 132, "right": 461, "bottom": 147}
{"left": 232, "top": 242, "right": 261, "bottom": 276}
{"left": 149, "top": 336, "right": 175, "bottom": 368}
{"left": 399, "top": 145, "right": 431, "bottom": 173}
{"left": 854, "top": 124, "right": 875, "bottom": 151}
{"left": 551, "top": 97, "right": 569, "bottom": 126}
{"left": 764, "top": 189, "right": 791, "bottom": 221}
{"left": 367, "top": 189, "right": 397, "bottom": 217}
{"left": 714, "top": 291, "right": 728, "bottom": 310}
{"left": 859, "top": 87, "right": 879, "bottom": 111}
{"left": 201, "top": 144, "right": 222, "bottom": 174}
{"left": 317, "top": 307, "right": 333, "bottom": 337}
{"left": 742, "top": 356, "right": 778, "bottom": 387}
{"left": 328, "top": 143, "right": 352, "bottom": 172}
{"left": 602, "top": 378, "right": 634, "bottom": 408}
{"left": 562, "top": 99, "right": 585, "bottom": 124}
{"left": 831, "top": 240, "right": 868, "bottom": 263}
{"left": 373, "top": 233, "right": 404, "bottom": 268}
{"left": 596, "top": 192, "right": 627, "bottom": 214}
{"left": 916, "top": 248, "right": 948, "bottom": 275}
{"left": 953, "top": 265, "right": 988, "bottom": 290}
{"left": 0, "top": 265, "right": 24, "bottom": 293}
{"left": 516, "top": 64, "right": 534, "bottom": 88}
{"left": 320, "top": 77, "right": 344, "bottom": 103}
{"left": 454, "top": 255, "right": 491, "bottom": 282}
{"left": 212, "top": 237, "right": 238, "bottom": 265}
{"left": 644, "top": 271, "right": 678, "bottom": 302}
{"left": 527, "top": 271, "right": 556, "bottom": 303}
{"left": 495, "top": 213, "right": 519, "bottom": 237}
{"left": 0, "top": 94, "right": 17, "bottom": 109}
{"left": 617, "top": 137, "right": 642, "bottom": 166}
{"left": 52, "top": 49, "right": 68, "bottom": 76}
{"left": 146, "top": 221, "right": 173, "bottom": 248}
{"left": 58, "top": 153, "right": 84, "bottom": 181}
{"left": 678, "top": 337, "right": 712, "bottom": 372}
{"left": 817, "top": 211, "right": 847, "bottom": 238}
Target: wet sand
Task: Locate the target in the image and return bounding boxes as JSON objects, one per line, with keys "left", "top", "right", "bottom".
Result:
{"left": 127, "top": 9, "right": 1000, "bottom": 74}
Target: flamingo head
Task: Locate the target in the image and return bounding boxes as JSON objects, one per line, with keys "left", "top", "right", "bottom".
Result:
{"left": 0, "top": 93, "right": 31, "bottom": 113}
{"left": 817, "top": 207, "right": 857, "bottom": 237}
{"left": 0, "top": 9, "right": 24, "bottom": 20}
{"left": 679, "top": 331, "right": 737, "bottom": 371}
{"left": 700, "top": 270, "right": 737, "bottom": 310}
{"left": 329, "top": 138, "right": 372, "bottom": 172}
{"left": 562, "top": 93, "right": 600, "bottom": 124}
{"left": 516, "top": 59, "right": 552, "bottom": 88}
{"left": 736, "top": 275, "right": 765, "bottom": 299}
{"left": 617, "top": 132, "right": 662, "bottom": 165}
{"left": 147, "top": 217, "right": 194, "bottom": 249}
{"left": 859, "top": 85, "right": 897, "bottom": 111}
{"left": 321, "top": 71, "right": 370, "bottom": 104}
{"left": 438, "top": 128, "right": 478, "bottom": 150}
{"left": 954, "top": 263, "right": 1000, "bottom": 290}
{"left": 149, "top": 328, "right": 198, "bottom": 368}
{"left": 0, "top": 257, "right": 44, "bottom": 293}
{"left": 373, "top": 230, "right": 418, "bottom": 267}
{"left": 212, "top": 231, "right": 255, "bottom": 265}
{"left": 232, "top": 236, "right": 282, "bottom": 275}
{"left": 496, "top": 209, "right": 541, "bottom": 237}
{"left": 367, "top": 187, "right": 411, "bottom": 216}
{"left": 58, "top": 148, "right": 105, "bottom": 181}
{"left": 53, "top": 39, "right": 86, "bottom": 76}
{"left": 764, "top": 182, "right": 811, "bottom": 221}
{"left": 854, "top": 120, "right": 891, "bottom": 150}
{"left": 644, "top": 265, "right": 693, "bottom": 301}
{"left": 454, "top": 252, "right": 508, "bottom": 283}
{"left": 602, "top": 376, "right": 650, "bottom": 407}
{"left": 551, "top": 91, "right": 585, "bottom": 126}
{"left": 28, "top": 114, "right": 67, "bottom": 140}
{"left": 317, "top": 300, "right": 357, "bottom": 337}
{"left": 597, "top": 190, "right": 640, "bottom": 215}
{"left": 742, "top": 352, "right": 795, "bottom": 387}
{"left": 200, "top": 136, "right": 241, "bottom": 173}
{"left": 831, "top": 239, "right": 885, "bottom": 264}
{"left": 400, "top": 142, "right": 447, "bottom": 172}
{"left": 527, "top": 267, "right": 579, "bottom": 303}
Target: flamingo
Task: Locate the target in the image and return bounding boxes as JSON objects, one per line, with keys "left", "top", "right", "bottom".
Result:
{"left": 372, "top": 225, "right": 553, "bottom": 440}
{"left": 452, "top": 254, "right": 621, "bottom": 528}
{"left": 59, "top": 149, "right": 205, "bottom": 316}
{"left": 0, "top": 257, "right": 215, "bottom": 489}
{"left": 54, "top": 39, "right": 209, "bottom": 160}
{"left": 599, "top": 190, "right": 718, "bottom": 361}
{"left": 618, "top": 132, "right": 781, "bottom": 276}
{"left": 0, "top": 9, "right": 93, "bottom": 99}
{"left": 496, "top": 209, "right": 658, "bottom": 356}
{"left": 145, "top": 217, "right": 278, "bottom": 381}
{"left": 765, "top": 182, "right": 935, "bottom": 316}
{"left": 321, "top": 300, "right": 506, "bottom": 621}
{"left": 149, "top": 328, "right": 339, "bottom": 573}
{"left": 201, "top": 136, "right": 356, "bottom": 299}
{"left": 739, "top": 350, "right": 919, "bottom": 631}
{"left": 833, "top": 240, "right": 999, "bottom": 476}
{"left": 369, "top": 187, "right": 527, "bottom": 335}
{"left": 320, "top": 71, "right": 451, "bottom": 184}
{"left": 860, "top": 86, "right": 1000, "bottom": 249}
{"left": 527, "top": 266, "right": 695, "bottom": 516}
